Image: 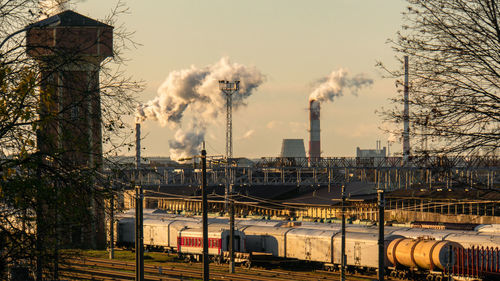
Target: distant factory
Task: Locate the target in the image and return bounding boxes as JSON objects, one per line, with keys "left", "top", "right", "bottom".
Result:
{"left": 356, "top": 141, "right": 387, "bottom": 158}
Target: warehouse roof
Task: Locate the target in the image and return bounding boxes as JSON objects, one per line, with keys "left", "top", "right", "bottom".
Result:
{"left": 386, "top": 188, "right": 500, "bottom": 201}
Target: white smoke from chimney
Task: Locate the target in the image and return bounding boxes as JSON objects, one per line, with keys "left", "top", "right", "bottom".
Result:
{"left": 137, "top": 57, "right": 265, "bottom": 160}
{"left": 39, "top": 0, "right": 69, "bottom": 19}
{"left": 168, "top": 125, "right": 205, "bottom": 160}
{"left": 309, "top": 69, "right": 373, "bottom": 103}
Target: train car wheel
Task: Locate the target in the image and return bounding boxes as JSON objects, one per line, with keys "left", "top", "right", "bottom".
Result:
{"left": 435, "top": 276, "right": 442, "bottom": 281}
{"left": 426, "top": 274, "right": 434, "bottom": 281}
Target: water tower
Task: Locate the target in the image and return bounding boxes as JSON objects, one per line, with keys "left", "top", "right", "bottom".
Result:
{"left": 26, "top": 10, "right": 113, "bottom": 248}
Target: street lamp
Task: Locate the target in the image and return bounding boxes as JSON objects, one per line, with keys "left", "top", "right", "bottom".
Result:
{"left": 0, "top": 15, "right": 61, "bottom": 49}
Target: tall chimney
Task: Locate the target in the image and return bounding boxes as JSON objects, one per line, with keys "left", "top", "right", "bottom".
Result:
{"left": 403, "top": 56, "right": 410, "bottom": 162}
{"left": 309, "top": 100, "right": 321, "bottom": 161}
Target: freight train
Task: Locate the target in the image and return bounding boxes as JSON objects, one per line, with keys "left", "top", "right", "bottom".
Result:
{"left": 116, "top": 211, "right": 500, "bottom": 280}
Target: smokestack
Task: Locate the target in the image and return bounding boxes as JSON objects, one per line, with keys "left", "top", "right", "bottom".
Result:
{"left": 309, "top": 100, "right": 321, "bottom": 161}
{"left": 136, "top": 123, "right": 141, "bottom": 170}
{"left": 403, "top": 56, "right": 410, "bottom": 162}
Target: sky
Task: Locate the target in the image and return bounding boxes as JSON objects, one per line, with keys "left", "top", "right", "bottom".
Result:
{"left": 72, "top": 0, "right": 407, "bottom": 158}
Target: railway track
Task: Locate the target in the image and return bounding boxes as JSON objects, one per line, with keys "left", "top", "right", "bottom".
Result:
{"left": 64, "top": 257, "right": 390, "bottom": 281}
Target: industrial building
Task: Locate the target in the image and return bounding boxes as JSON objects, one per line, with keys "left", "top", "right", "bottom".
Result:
{"left": 356, "top": 142, "right": 387, "bottom": 158}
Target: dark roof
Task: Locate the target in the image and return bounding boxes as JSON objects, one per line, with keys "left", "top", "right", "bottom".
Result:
{"left": 281, "top": 182, "right": 377, "bottom": 206}
{"left": 143, "top": 184, "right": 298, "bottom": 201}
{"left": 386, "top": 188, "right": 500, "bottom": 201}
{"left": 37, "top": 10, "right": 112, "bottom": 28}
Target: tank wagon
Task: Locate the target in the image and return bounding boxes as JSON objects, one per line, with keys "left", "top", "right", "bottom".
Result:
{"left": 387, "top": 238, "right": 461, "bottom": 280}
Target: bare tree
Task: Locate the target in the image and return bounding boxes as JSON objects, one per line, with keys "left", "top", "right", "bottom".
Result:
{"left": 0, "top": 1, "right": 142, "bottom": 279}
{"left": 379, "top": 0, "right": 500, "bottom": 156}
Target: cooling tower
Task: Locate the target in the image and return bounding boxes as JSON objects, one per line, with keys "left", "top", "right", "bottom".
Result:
{"left": 309, "top": 100, "right": 321, "bottom": 161}
{"left": 280, "top": 139, "right": 306, "bottom": 158}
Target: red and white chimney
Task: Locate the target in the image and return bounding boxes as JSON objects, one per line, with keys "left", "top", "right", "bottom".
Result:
{"left": 309, "top": 100, "right": 321, "bottom": 161}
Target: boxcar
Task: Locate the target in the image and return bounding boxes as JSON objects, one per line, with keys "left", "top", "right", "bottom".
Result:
{"left": 285, "top": 228, "right": 338, "bottom": 263}
{"left": 239, "top": 225, "right": 292, "bottom": 256}
{"left": 333, "top": 232, "right": 402, "bottom": 268}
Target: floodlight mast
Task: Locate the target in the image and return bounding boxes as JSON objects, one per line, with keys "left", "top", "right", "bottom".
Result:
{"left": 219, "top": 80, "right": 240, "bottom": 159}
{"left": 218, "top": 79, "right": 239, "bottom": 274}
{"left": 219, "top": 79, "right": 239, "bottom": 205}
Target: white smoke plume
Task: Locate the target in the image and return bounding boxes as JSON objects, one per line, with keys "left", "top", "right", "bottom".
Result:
{"left": 39, "top": 0, "right": 69, "bottom": 19}
{"left": 309, "top": 69, "right": 373, "bottom": 103}
{"left": 168, "top": 126, "right": 205, "bottom": 160}
{"left": 137, "top": 57, "right": 265, "bottom": 160}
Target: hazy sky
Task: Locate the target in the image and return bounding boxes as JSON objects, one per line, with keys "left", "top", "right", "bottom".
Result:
{"left": 74, "top": 0, "right": 407, "bottom": 158}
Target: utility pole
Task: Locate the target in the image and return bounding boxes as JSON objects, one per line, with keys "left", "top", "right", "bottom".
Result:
{"left": 201, "top": 144, "right": 209, "bottom": 281}
{"left": 229, "top": 184, "right": 235, "bottom": 273}
{"left": 109, "top": 179, "right": 115, "bottom": 259}
{"left": 378, "top": 189, "right": 385, "bottom": 281}
{"left": 219, "top": 80, "right": 239, "bottom": 274}
{"left": 135, "top": 185, "right": 144, "bottom": 281}
{"left": 341, "top": 184, "right": 346, "bottom": 281}
{"left": 135, "top": 123, "right": 144, "bottom": 281}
